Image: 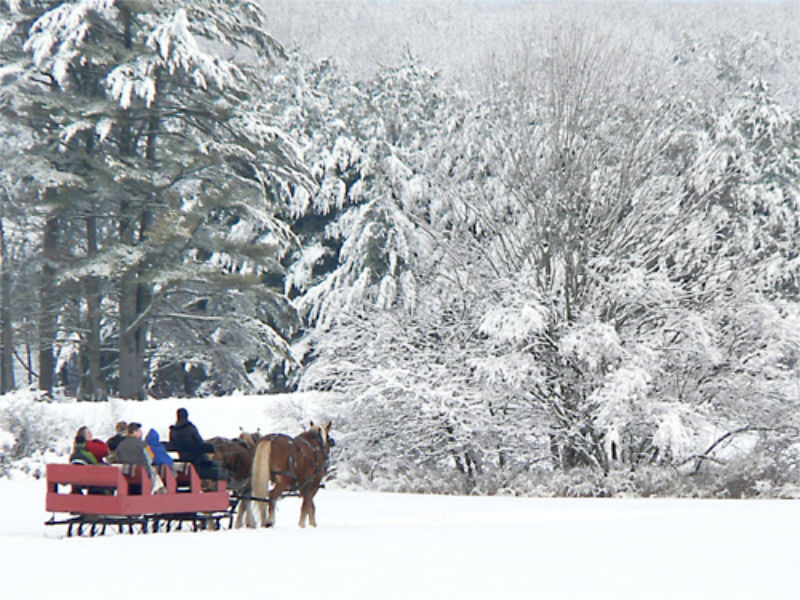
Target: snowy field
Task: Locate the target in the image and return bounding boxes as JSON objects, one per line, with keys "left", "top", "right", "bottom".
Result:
{"left": 1, "top": 477, "right": 798, "bottom": 599}
{"left": 1, "top": 393, "right": 798, "bottom": 599}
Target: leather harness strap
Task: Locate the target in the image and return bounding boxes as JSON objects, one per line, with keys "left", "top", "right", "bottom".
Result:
{"left": 270, "top": 430, "right": 328, "bottom": 494}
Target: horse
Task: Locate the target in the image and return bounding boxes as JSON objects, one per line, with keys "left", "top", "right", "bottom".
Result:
{"left": 207, "top": 432, "right": 263, "bottom": 528}
{"left": 250, "top": 421, "right": 333, "bottom": 528}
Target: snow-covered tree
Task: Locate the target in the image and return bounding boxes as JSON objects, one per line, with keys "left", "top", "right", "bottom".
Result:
{"left": 285, "top": 54, "right": 447, "bottom": 331}
{"left": 299, "top": 16, "right": 800, "bottom": 493}
{"left": 2, "top": 0, "right": 311, "bottom": 397}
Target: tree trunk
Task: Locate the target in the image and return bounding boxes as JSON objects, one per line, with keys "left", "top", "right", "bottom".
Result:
{"left": 136, "top": 114, "right": 158, "bottom": 393}
{"left": 117, "top": 127, "right": 141, "bottom": 398}
{"left": 116, "top": 101, "right": 148, "bottom": 399}
{"left": 0, "top": 212, "right": 15, "bottom": 393}
{"left": 118, "top": 192, "right": 144, "bottom": 400}
{"left": 83, "top": 216, "right": 106, "bottom": 401}
{"left": 38, "top": 217, "right": 59, "bottom": 397}
{"left": 118, "top": 269, "right": 142, "bottom": 399}
{"left": 23, "top": 314, "right": 33, "bottom": 386}
{"left": 117, "top": 112, "right": 158, "bottom": 400}
{"left": 117, "top": 205, "right": 152, "bottom": 400}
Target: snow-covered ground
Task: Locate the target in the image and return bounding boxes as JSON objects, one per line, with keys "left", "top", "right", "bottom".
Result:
{"left": 1, "top": 392, "right": 798, "bottom": 599}
{"left": 1, "top": 477, "right": 798, "bottom": 599}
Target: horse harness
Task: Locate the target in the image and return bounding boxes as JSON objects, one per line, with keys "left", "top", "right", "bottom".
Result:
{"left": 271, "top": 430, "right": 329, "bottom": 494}
{"left": 211, "top": 439, "right": 253, "bottom": 493}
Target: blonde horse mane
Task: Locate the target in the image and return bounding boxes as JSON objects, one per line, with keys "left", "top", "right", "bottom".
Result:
{"left": 250, "top": 438, "right": 272, "bottom": 527}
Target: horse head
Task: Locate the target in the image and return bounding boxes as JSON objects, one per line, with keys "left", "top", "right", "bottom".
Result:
{"left": 238, "top": 430, "right": 262, "bottom": 450}
{"left": 308, "top": 420, "right": 334, "bottom": 452}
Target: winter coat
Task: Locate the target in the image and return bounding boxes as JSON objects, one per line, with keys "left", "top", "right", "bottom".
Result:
{"left": 106, "top": 433, "right": 126, "bottom": 451}
{"left": 70, "top": 444, "right": 99, "bottom": 465}
{"left": 115, "top": 436, "right": 150, "bottom": 466}
{"left": 169, "top": 418, "right": 205, "bottom": 462}
{"left": 85, "top": 439, "right": 109, "bottom": 464}
{"left": 145, "top": 429, "right": 174, "bottom": 467}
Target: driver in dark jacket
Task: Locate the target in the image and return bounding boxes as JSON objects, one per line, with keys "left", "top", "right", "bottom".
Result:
{"left": 169, "top": 408, "right": 220, "bottom": 482}
{"left": 169, "top": 408, "right": 206, "bottom": 462}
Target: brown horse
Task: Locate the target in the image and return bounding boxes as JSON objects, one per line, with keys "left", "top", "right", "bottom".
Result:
{"left": 250, "top": 421, "right": 332, "bottom": 528}
{"left": 207, "top": 432, "right": 262, "bottom": 528}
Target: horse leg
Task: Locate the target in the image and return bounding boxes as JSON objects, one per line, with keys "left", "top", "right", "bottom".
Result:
{"left": 299, "top": 494, "right": 313, "bottom": 528}
{"left": 234, "top": 498, "right": 249, "bottom": 529}
{"left": 299, "top": 485, "right": 321, "bottom": 528}
{"left": 245, "top": 499, "right": 256, "bottom": 528}
{"left": 308, "top": 496, "right": 317, "bottom": 528}
{"left": 299, "top": 495, "right": 308, "bottom": 528}
{"left": 306, "top": 486, "right": 321, "bottom": 528}
{"left": 252, "top": 498, "right": 264, "bottom": 527}
{"left": 266, "top": 478, "right": 288, "bottom": 527}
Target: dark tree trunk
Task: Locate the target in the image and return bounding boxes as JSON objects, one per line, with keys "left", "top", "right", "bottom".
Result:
{"left": 136, "top": 114, "right": 158, "bottom": 392}
{"left": 38, "top": 217, "right": 59, "bottom": 397}
{"left": 115, "top": 10, "right": 146, "bottom": 400}
{"left": 83, "top": 216, "right": 106, "bottom": 401}
{"left": 118, "top": 271, "right": 143, "bottom": 399}
{"left": 117, "top": 111, "right": 158, "bottom": 400}
{"left": 118, "top": 193, "right": 144, "bottom": 400}
{"left": 0, "top": 213, "right": 15, "bottom": 393}
{"left": 117, "top": 138, "right": 142, "bottom": 398}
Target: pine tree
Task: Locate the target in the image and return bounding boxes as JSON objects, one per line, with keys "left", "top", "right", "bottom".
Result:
{"left": 3, "top": 0, "right": 311, "bottom": 397}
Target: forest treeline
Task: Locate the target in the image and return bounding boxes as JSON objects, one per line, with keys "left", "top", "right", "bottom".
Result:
{"left": 1, "top": 1, "right": 798, "bottom": 495}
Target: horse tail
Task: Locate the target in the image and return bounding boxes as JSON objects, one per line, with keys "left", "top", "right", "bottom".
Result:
{"left": 251, "top": 438, "right": 272, "bottom": 527}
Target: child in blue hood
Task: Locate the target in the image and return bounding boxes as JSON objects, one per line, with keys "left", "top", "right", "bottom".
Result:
{"left": 145, "top": 428, "right": 174, "bottom": 469}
